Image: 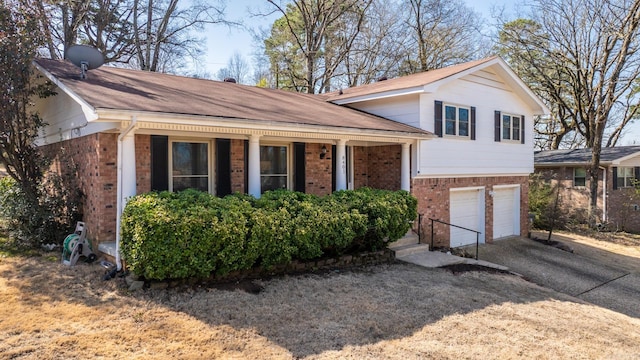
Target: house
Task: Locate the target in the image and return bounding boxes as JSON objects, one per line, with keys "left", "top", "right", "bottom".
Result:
{"left": 325, "top": 56, "right": 548, "bottom": 247}
{"left": 32, "top": 55, "right": 547, "bottom": 269}
{"left": 534, "top": 146, "right": 640, "bottom": 232}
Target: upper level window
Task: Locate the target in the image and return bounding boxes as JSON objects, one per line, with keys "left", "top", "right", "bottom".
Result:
{"left": 617, "top": 167, "right": 635, "bottom": 188}
{"left": 502, "top": 114, "right": 521, "bottom": 141}
{"left": 171, "top": 141, "right": 210, "bottom": 192}
{"left": 574, "top": 168, "right": 586, "bottom": 187}
{"left": 444, "top": 104, "right": 470, "bottom": 137}
{"left": 260, "top": 145, "right": 289, "bottom": 192}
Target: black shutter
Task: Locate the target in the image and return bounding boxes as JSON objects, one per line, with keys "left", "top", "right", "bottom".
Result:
{"left": 434, "top": 100, "right": 443, "bottom": 137}
{"left": 244, "top": 140, "right": 249, "bottom": 193}
{"left": 612, "top": 167, "right": 618, "bottom": 190}
{"left": 494, "top": 111, "right": 501, "bottom": 142}
{"left": 635, "top": 167, "right": 640, "bottom": 182}
{"left": 215, "top": 139, "right": 232, "bottom": 197}
{"left": 521, "top": 115, "right": 526, "bottom": 144}
{"left": 150, "top": 135, "right": 169, "bottom": 191}
{"left": 331, "top": 145, "right": 337, "bottom": 192}
{"left": 470, "top": 106, "right": 476, "bottom": 140}
{"left": 294, "top": 142, "right": 306, "bottom": 192}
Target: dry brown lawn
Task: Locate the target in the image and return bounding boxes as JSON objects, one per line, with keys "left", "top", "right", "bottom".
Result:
{"left": 1, "top": 234, "right": 640, "bottom": 359}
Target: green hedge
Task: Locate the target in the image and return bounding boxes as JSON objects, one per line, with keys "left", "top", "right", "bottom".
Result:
{"left": 121, "top": 188, "right": 416, "bottom": 280}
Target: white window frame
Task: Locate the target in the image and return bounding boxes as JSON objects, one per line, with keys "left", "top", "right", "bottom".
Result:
{"left": 502, "top": 113, "right": 521, "bottom": 142}
{"left": 260, "top": 143, "right": 291, "bottom": 192}
{"left": 573, "top": 167, "right": 586, "bottom": 187}
{"left": 617, "top": 167, "right": 635, "bottom": 188}
{"left": 444, "top": 103, "right": 471, "bottom": 139}
{"left": 168, "top": 139, "right": 213, "bottom": 193}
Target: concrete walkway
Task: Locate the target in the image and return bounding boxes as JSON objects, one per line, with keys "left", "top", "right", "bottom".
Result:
{"left": 397, "top": 249, "right": 509, "bottom": 271}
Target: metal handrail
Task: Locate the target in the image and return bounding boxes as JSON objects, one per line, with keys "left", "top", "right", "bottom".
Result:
{"left": 428, "top": 217, "right": 482, "bottom": 260}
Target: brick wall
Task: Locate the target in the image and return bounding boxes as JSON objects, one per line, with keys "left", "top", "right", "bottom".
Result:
{"left": 44, "top": 133, "right": 118, "bottom": 248}
{"left": 412, "top": 176, "right": 529, "bottom": 247}
{"left": 353, "top": 146, "right": 369, "bottom": 189}
{"left": 230, "top": 139, "right": 246, "bottom": 193}
{"left": 535, "top": 167, "right": 604, "bottom": 223}
{"left": 367, "top": 145, "right": 401, "bottom": 190}
{"left": 136, "top": 134, "right": 151, "bottom": 194}
{"left": 305, "top": 143, "right": 332, "bottom": 196}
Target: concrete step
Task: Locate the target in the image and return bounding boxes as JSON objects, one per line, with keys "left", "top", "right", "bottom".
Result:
{"left": 388, "top": 233, "right": 420, "bottom": 249}
{"left": 391, "top": 243, "right": 431, "bottom": 258}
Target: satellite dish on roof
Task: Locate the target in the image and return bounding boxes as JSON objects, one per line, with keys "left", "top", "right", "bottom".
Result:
{"left": 65, "top": 45, "right": 105, "bottom": 79}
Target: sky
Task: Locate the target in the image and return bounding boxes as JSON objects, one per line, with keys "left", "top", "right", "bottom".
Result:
{"left": 195, "top": 0, "right": 639, "bottom": 145}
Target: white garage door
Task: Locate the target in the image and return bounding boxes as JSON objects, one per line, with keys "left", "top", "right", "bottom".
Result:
{"left": 493, "top": 186, "right": 520, "bottom": 239}
{"left": 450, "top": 188, "right": 483, "bottom": 247}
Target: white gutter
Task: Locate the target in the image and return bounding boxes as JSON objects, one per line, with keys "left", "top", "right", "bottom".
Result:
{"left": 600, "top": 166, "right": 607, "bottom": 223}
{"left": 115, "top": 116, "right": 138, "bottom": 271}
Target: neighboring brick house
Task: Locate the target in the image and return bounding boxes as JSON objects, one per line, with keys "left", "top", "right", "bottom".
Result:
{"left": 534, "top": 146, "right": 640, "bottom": 233}
{"left": 33, "top": 55, "right": 547, "bottom": 268}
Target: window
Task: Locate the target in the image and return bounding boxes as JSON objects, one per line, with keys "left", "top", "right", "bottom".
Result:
{"left": 170, "top": 141, "right": 210, "bottom": 192}
{"left": 574, "top": 168, "right": 586, "bottom": 187}
{"left": 260, "top": 145, "right": 289, "bottom": 192}
{"left": 502, "top": 114, "right": 521, "bottom": 141}
{"left": 617, "top": 167, "right": 635, "bottom": 188}
{"left": 444, "top": 104, "right": 470, "bottom": 137}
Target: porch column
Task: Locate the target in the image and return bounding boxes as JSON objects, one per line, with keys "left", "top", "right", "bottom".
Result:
{"left": 401, "top": 142, "right": 411, "bottom": 191}
{"left": 248, "top": 134, "right": 261, "bottom": 197}
{"left": 121, "top": 134, "right": 137, "bottom": 200}
{"left": 336, "top": 139, "right": 347, "bottom": 191}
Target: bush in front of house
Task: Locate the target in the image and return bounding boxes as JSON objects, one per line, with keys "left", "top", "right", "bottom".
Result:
{"left": 120, "top": 190, "right": 255, "bottom": 280}
{"left": 120, "top": 188, "right": 416, "bottom": 280}
{"left": 0, "top": 174, "right": 82, "bottom": 248}
{"left": 332, "top": 187, "right": 417, "bottom": 251}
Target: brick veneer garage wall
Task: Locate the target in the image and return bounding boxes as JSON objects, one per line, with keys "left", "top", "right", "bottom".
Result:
{"left": 411, "top": 176, "right": 529, "bottom": 248}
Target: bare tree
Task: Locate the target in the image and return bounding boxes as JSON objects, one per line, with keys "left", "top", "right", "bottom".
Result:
{"left": 265, "top": 0, "right": 372, "bottom": 93}
{"left": 216, "top": 51, "right": 250, "bottom": 84}
{"left": 497, "top": 0, "right": 640, "bottom": 224}
{"left": 402, "top": 0, "right": 484, "bottom": 73}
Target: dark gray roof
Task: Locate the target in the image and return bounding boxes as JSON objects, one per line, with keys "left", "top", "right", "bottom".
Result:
{"left": 535, "top": 146, "right": 640, "bottom": 165}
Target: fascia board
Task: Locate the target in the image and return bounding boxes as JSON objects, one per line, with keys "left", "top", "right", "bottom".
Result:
{"left": 95, "top": 109, "right": 434, "bottom": 141}
{"left": 330, "top": 86, "right": 425, "bottom": 105}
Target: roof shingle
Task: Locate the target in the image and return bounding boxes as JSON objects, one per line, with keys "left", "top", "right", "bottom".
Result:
{"left": 535, "top": 146, "right": 640, "bottom": 165}
{"left": 34, "top": 58, "right": 429, "bottom": 136}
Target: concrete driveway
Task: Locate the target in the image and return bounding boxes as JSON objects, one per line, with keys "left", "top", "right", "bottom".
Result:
{"left": 475, "top": 236, "right": 640, "bottom": 318}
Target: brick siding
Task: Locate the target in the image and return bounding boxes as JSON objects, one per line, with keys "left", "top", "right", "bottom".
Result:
{"left": 230, "top": 139, "right": 246, "bottom": 194}
{"left": 305, "top": 143, "right": 332, "bottom": 196}
{"left": 44, "top": 133, "right": 118, "bottom": 248}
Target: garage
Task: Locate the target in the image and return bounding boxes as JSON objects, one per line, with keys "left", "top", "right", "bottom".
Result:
{"left": 449, "top": 187, "right": 485, "bottom": 247}
{"left": 492, "top": 185, "right": 520, "bottom": 239}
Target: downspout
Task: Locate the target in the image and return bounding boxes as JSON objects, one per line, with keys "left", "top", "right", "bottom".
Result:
{"left": 600, "top": 166, "right": 607, "bottom": 223}
{"left": 115, "top": 116, "right": 138, "bottom": 271}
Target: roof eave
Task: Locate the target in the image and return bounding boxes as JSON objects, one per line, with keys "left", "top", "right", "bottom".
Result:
{"left": 33, "top": 60, "right": 99, "bottom": 121}
{"left": 329, "top": 86, "right": 425, "bottom": 105}
{"left": 95, "top": 108, "right": 434, "bottom": 141}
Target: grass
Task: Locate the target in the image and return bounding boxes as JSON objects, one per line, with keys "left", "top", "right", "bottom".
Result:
{"left": 0, "top": 233, "right": 639, "bottom": 359}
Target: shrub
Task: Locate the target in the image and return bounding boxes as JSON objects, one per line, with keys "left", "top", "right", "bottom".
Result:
{"left": 120, "top": 188, "right": 417, "bottom": 280}
{"left": 0, "top": 173, "right": 82, "bottom": 247}
{"left": 121, "top": 190, "right": 254, "bottom": 280}
{"left": 332, "top": 188, "right": 417, "bottom": 251}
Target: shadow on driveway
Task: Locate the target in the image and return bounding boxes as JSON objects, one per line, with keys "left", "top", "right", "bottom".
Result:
{"left": 476, "top": 237, "right": 640, "bottom": 318}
